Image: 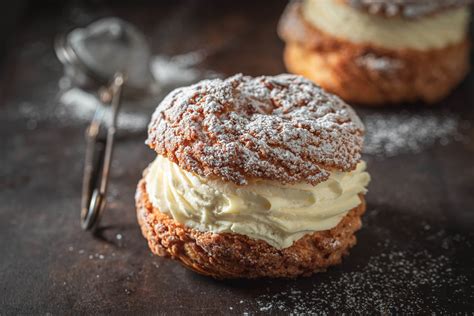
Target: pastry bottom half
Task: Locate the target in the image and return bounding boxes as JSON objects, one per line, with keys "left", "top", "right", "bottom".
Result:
{"left": 136, "top": 177, "right": 366, "bottom": 279}
{"left": 284, "top": 42, "right": 469, "bottom": 105}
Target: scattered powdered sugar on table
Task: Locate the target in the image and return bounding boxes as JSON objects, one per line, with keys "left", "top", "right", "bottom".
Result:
{"left": 150, "top": 51, "right": 220, "bottom": 89}
{"left": 362, "top": 110, "right": 468, "bottom": 157}
{"left": 254, "top": 248, "right": 469, "bottom": 314}
{"left": 59, "top": 88, "right": 149, "bottom": 132}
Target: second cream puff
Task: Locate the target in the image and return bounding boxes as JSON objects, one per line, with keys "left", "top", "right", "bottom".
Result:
{"left": 278, "top": 0, "right": 472, "bottom": 105}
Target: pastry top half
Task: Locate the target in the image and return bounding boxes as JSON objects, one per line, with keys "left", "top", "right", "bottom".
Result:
{"left": 145, "top": 74, "right": 370, "bottom": 249}
{"left": 291, "top": 0, "right": 471, "bottom": 51}
{"left": 147, "top": 74, "right": 364, "bottom": 186}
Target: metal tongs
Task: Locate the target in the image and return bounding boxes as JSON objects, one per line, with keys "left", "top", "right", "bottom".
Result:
{"left": 80, "top": 73, "right": 124, "bottom": 230}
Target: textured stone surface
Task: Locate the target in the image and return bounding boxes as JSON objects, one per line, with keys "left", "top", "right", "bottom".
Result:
{"left": 0, "top": 0, "right": 473, "bottom": 314}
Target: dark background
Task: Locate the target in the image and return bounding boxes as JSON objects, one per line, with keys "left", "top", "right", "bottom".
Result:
{"left": 1, "top": 1, "right": 473, "bottom": 314}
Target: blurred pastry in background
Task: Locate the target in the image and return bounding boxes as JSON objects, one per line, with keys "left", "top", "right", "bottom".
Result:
{"left": 278, "top": 0, "right": 472, "bottom": 105}
{"left": 136, "top": 74, "right": 370, "bottom": 278}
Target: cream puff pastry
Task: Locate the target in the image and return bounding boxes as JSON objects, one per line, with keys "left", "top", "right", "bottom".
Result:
{"left": 278, "top": 0, "right": 472, "bottom": 105}
{"left": 136, "top": 74, "right": 370, "bottom": 278}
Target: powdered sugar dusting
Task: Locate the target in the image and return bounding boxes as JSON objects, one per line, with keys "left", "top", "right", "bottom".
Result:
{"left": 254, "top": 248, "right": 469, "bottom": 314}
{"left": 60, "top": 88, "right": 149, "bottom": 132}
{"left": 362, "top": 110, "right": 467, "bottom": 157}
{"left": 147, "top": 74, "right": 365, "bottom": 185}
{"left": 150, "top": 51, "right": 220, "bottom": 88}
{"left": 356, "top": 53, "right": 403, "bottom": 72}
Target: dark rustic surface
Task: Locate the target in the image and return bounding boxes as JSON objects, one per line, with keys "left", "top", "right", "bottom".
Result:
{"left": 1, "top": 1, "right": 473, "bottom": 314}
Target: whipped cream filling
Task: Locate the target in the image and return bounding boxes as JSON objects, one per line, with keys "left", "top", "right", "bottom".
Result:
{"left": 145, "top": 155, "right": 370, "bottom": 249}
{"left": 302, "top": 0, "right": 470, "bottom": 50}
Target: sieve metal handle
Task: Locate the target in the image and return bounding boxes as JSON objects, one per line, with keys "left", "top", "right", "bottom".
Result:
{"left": 80, "top": 73, "right": 124, "bottom": 231}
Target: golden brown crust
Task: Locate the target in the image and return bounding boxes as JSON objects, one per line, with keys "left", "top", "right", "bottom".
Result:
{"left": 278, "top": 2, "right": 470, "bottom": 105}
{"left": 147, "top": 74, "right": 365, "bottom": 186}
{"left": 136, "top": 176, "right": 366, "bottom": 279}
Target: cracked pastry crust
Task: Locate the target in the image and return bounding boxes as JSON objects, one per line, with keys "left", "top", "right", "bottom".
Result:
{"left": 136, "top": 177, "right": 366, "bottom": 279}
{"left": 278, "top": 1, "right": 470, "bottom": 105}
{"left": 146, "top": 74, "right": 364, "bottom": 185}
